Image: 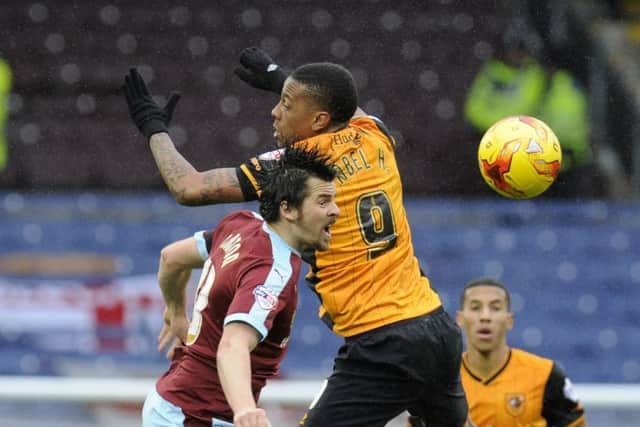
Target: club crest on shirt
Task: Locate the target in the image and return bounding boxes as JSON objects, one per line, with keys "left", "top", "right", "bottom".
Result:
{"left": 253, "top": 285, "right": 278, "bottom": 310}
{"left": 505, "top": 393, "right": 526, "bottom": 416}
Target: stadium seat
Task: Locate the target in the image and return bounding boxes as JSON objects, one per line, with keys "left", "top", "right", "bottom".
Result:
{"left": 0, "top": 0, "right": 521, "bottom": 193}
{"left": 2, "top": 193, "right": 638, "bottom": 382}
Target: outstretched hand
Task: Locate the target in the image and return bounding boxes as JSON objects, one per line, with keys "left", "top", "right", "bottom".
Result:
{"left": 233, "top": 47, "right": 287, "bottom": 95}
{"left": 122, "top": 68, "right": 181, "bottom": 139}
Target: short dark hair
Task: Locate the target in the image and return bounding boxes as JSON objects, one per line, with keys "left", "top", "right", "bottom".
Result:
{"left": 290, "top": 62, "right": 358, "bottom": 124}
{"left": 460, "top": 277, "right": 511, "bottom": 310}
{"left": 259, "top": 146, "right": 336, "bottom": 222}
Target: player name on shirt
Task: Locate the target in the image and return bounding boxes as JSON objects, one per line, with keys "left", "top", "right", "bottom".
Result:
{"left": 333, "top": 147, "right": 388, "bottom": 186}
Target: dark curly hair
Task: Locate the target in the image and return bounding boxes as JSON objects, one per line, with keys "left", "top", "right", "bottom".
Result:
{"left": 258, "top": 146, "right": 336, "bottom": 222}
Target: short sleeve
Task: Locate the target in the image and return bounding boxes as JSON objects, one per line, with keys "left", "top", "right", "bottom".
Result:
{"left": 193, "top": 230, "right": 213, "bottom": 260}
{"left": 542, "top": 363, "right": 586, "bottom": 426}
{"left": 236, "top": 149, "right": 285, "bottom": 201}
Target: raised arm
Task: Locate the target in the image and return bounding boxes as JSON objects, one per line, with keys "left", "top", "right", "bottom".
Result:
{"left": 149, "top": 133, "right": 244, "bottom": 205}
{"left": 123, "top": 68, "right": 246, "bottom": 206}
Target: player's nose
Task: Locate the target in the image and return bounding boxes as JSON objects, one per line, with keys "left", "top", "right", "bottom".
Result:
{"left": 271, "top": 102, "right": 280, "bottom": 119}
{"left": 329, "top": 201, "right": 340, "bottom": 218}
{"left": 479, "top": 307, "right": 492, "bottom": 319}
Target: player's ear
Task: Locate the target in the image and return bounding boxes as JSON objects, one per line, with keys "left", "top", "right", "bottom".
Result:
{"left": 455, "top": 310, "right": 464, "bottom": 327}
{"left": 279, "top": 200, "right": 299, "bottom": 221}
{"left": 311, "top": 111, "right": 331, "bottom": 131}
{"left": 506, "top": 312, "right": 514, "bottom": 331}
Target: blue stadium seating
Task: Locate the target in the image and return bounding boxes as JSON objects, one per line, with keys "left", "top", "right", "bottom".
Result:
{"left": 1, "top": 192, "right": 639, "bottom": 383}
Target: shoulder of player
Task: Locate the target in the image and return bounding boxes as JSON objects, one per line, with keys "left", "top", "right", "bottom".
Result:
{"left": 238, "top": 219, "right": 303, "bottom": 265}
{"left": 348, "top": 115, "right": 388, "bottom": 134}
{"left": 510, "top": 348, "right": 554, "bottom": 372}
{"left": 297, "top": 115, "right": 391, "bottom": 150}
{"left": 352, "top": 115, "right": 395, "bottom": 147}
{"left": 211, "top": 210, "right": 263, "bottom": 245}
{"left": 218, "top": 210, "right": 260, "bottom": 228}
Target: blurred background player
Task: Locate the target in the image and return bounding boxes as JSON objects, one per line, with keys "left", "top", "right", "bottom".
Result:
{"left": 123, "top": 48, "right": 469, "bottom": 426}
{"left": 0, "top": 55, "right": 11, "bottom": 171}
{"left": 451, "top": 278, "right": 586, "bottom": 427}
{"left": 141, "top": 147, "right": 339, "bottom": 427}
{"left": 464, "top": 18, "right": 593, "bottom": 198}
{"left": 409, "top": 277, "right": 588, "bottom": 427}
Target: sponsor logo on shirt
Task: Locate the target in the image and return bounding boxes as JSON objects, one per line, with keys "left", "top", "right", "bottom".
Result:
{"left": 253, "top": 285, "right": 278, "bottom": 310}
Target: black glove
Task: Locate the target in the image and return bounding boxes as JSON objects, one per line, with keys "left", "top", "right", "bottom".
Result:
{"left": 233, "top": 46, "right": 287, "bottom": 95}
{"left": 123, "top": 68, "right": 181, "bottom": 139}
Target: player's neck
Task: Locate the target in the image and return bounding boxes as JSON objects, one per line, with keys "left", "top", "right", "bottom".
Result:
{"left": 466, "top": 344, "right": 510, "bottom": 380}
{"left": 267, "top": 221, "right": 303, "bottom": 254}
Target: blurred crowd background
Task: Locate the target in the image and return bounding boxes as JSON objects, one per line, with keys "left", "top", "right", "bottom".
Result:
{"left": 1, "top": 0, "right": 639, "bottom": 198}
{"left": 1, "top": 0, "right": 640, "bottom": 426}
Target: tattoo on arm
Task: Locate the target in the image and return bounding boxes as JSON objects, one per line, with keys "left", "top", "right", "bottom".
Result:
{"left": 149, "top": 134, "right": 245, "bottom": 205}
{"left": 152, "top": 142, "right": 191, "bottom": 186}
{"left": 198, "top": 168, "right": 244, "bottom": 205}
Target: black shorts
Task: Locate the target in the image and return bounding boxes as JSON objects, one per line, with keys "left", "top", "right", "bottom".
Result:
{"left": 300, "top": 307, "right": 468, "bottom": 427}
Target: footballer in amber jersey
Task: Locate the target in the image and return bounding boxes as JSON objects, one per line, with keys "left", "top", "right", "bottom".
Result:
{"left": 461, "top": 348, "right": 585, "bottom": 427}
{"left": 238, "top": 115, "right": 442, "bottom": 337}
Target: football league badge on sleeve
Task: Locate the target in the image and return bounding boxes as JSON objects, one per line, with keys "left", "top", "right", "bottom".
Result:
{"left": 253, "top": 285, "right": 278, "bottom": 310}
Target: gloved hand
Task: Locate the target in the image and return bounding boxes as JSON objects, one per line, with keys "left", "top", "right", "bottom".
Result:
{"left": 233, "top": 46, "right": 287, "bottom": 95}
{"left": 123, "top": 68, "right": 181, "bottom": 139}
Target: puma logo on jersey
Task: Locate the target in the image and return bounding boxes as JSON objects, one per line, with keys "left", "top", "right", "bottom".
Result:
{"left": 273, "top": 268, "right": 285, "bottom": 282}
{"left": 220, "top": 233, "right": 241, "bottom": 268}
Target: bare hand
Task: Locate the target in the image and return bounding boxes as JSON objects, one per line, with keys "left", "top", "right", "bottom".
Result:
{"left": 233, "top": 407, "right": 272, "bottom": 427}
{"left": 158, "top": 307, "right": 189, "bottom": 359}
